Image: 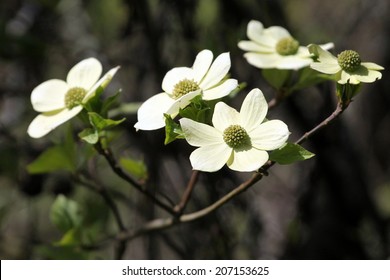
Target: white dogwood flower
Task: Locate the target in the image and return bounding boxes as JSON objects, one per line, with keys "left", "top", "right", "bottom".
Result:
{"left": 134, "top": 49, "right": 238, "bottom": 131}
{"left": 27, "top": 58, "right": 119, "bottom": 138}
{"left": 309, "top": 44, "right": 384, "bottom": 84}
{"left": 238, "top": 20, "right": 333, "bottom": 70}
{"left": 180, "top": 88, "right": 289, "bottom": 172}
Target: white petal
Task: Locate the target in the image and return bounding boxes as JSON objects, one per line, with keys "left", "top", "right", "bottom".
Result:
{"left": 276, "top": 56, "right": 312, "bottom": 70}
{"left": 308, "top": 44, "right": 337, "bottom": 64}
{"left": 202, "top": 79, "right": 238, "bottom": 100}
{"left": 246, "top": 20, "right": 265, "bottom": 44}
{"left": 319, "top": 42, "right": 335, "bottom": 51}
{"left": 212, "top": 101, "right": 240, "bottom": 132}
{"left": 192, "top": 50, "right": 213, "bottom": 83}
{"left": 31, "top": 79, "right": 68, "bottom": 112}
{"left": 238, "top": 40, "right": 272, "bottom": 53}
{"left": 84, "top": 66, "right": 120, "bottom": 101}
{"left": 264, "top": 26, "right": 291, "bottom": 41}
{"left": 227, "top": 148, "right": 269, "bottom": 172}
{"left": 199, "top": 52, "right": 231, "bottom": 89}
{"left": 239, "top": 88, "right": 267, "bottom": 131}
{"left": 361, "top": 62, "right": 384, "bottom": 71}
{"left": 243, "top": 52, "right": 280, "bottom": 69}
{"left": 27, "top": 107, "right": 82, "bottom": 138}
{"left": 339, "top": 71, "right": 358, "bottom": 84}
{"left": 189, "top": 144, "right": 232, "bottom": 172}
{"left": 251, "top": 120, "right": 289, "bottom": 150}
{"left": 310, "top": 61, "right": 341, "bottom": 74}
{"left": 165, "top": 90, "right": 201, "bottom": 116}
{"left": 134, "top": 93, "right": 174, "bottom": 131}
{"left": 161, "top": 67, "right": 194, "bottom": 94}
{"left": 67, "top": 57, "right": 102, "bottom": 89}
{"left": 180, "top": 118, "right": 222, "bottom": 147}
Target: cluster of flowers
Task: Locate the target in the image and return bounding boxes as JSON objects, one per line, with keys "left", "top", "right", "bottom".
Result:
{"left": 28, "top": 20, "right": 384, "bottom": 173}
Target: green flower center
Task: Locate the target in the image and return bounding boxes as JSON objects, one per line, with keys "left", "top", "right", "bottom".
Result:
{"left": 223, "top": 125, "right": 251, "bottom": 149}
{"left": 64, "top": 87, "right": 87, "bottom": 109}
{"left": 337, "top": 50, "right": 361, "bottom": 72}
{"left": 172, "top": 79, "right": 200, "bottom": 99}
{"left": 276, "top": 37, "right": 300, "bottom": 56}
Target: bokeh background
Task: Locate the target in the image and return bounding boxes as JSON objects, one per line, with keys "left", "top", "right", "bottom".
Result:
{"left": 0, "top": 0, "right": 389, "bottom": 259}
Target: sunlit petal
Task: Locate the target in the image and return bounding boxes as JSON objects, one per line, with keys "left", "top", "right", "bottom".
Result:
{"left": 134, "top": 93, "right": 175, "bottom": 131}
{"left": 199, "top": 52, "right": 231, "bottom": 89}
{"left": 239, "top": 88, "right": 267, "bottom": 131}
{"left": 27, "top": 107, "right": 82, "bottom": 138}
{"left": 180, "top": 118, "right": 222, "bottom": 147}
{"left": 212, "top": 102, "right": 240, "bottom": 132}
{"left": 189, "top": 144, "right": 232, "bottom": 172}
{"left": 31, "top": 79, "right": 68, "bottom": 112}
{"left": 251, "top": 120, "right": 290, "bottom": 150}
{"left": 192, "top": 49, "right": 213, "bottom": 83}
{"left": 227, "top": 148, "right": 269, "bottom": 172}
{"left": 202, "top": 79, "right": 238, "bottom": 100}
{"left": 67, "top": 57, "right": 102, "bottom": 89}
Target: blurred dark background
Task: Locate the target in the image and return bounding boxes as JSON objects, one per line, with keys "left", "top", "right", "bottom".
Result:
{"left": 0, "top": 0, "right": 389, "bottom": 259}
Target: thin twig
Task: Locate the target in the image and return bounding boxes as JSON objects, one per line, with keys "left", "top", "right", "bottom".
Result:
{"left": 173, "top": 170, "right": 199, "bottom": 215}
{"left": 94, "top": 141, "right": 176, "bottom": 215}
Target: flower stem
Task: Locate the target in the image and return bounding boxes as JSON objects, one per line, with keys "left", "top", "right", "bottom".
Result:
{"left": 173, "top": 170, "right": 200, "bottom": 215}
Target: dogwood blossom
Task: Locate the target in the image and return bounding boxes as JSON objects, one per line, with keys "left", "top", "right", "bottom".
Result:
{"left": 180, "top": 88, "right": 289, "bottom": 172}
{"left": 238, "top": 20, "right": 333, "bottom": 70}
{"left": 309, "top": 44, "right": 384, "bottom": 84}
{"left": 27, "top": 58, "right": 119, "bottom": 138}
{"left": 134, "top": 49, "right": 238, "bottom": 131}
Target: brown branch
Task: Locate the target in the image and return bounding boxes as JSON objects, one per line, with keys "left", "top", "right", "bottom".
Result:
{"left": 173, "top": 170, "right": 199, "bottom": 215}
{"left": 94, "top": 141, "right": 176, "bottom": 215}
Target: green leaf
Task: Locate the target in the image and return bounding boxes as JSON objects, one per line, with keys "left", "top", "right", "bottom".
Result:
{"left": 262, "top": 69, "right": 291, "bottom": 89}
{"left": 88, "top": 112, "right": 125, "bottom": 131}
{"left": 50, "top": 195, "right": 83, "bottom": 233}
{"left": 78, "top": 128, "right": 99, "bottom": 144}
{"left": 164, "top": 114, "right": 184, "bottom": 145}
{"left": 120, "top": 157, "right": 148, "bottom": 181}
{"left": 101, "top": 90, "right": 121, "bottom": 117}
{"left": 269, "top": 143, "right": 315, "bottom": 165}
{"left": 291, "top": 67, "right": 332, "bottom": 91}
{"left": 55, "top": 228, "right": 81, "bottom": 246}
{"left": 27, "top": 145, "right": 76, "bottom": 174}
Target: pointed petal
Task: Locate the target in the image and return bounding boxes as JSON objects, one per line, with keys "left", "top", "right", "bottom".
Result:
{"left": 192, "top": 49, "right": 213, "bottom": 83}
{"left": 199, "top": 52, "right": 231, "bottom": 89}
{"left": 243, "top": 52, "right": 280, "bottom": 69}
{"left": 308, "top": 44, "right": 337, "bottom": 64}
{"left": 319, "top": 42, "right": 335, "bottom": 51}
{"left": 67, "top": 57, "right": 102, "bottom": 89}
{"left": 189, "top": 144, "right": 232, "bottom": 172}
{"left": 227, "top": 148, "right": 269, "bottom": 172}
{"left": 31, "top": 79, "right": 68, "bottom": 112}
{"left": 202, "top": 79, "right": 238, "bottom": 100}
{"left": 239, "top": 88, "right": 268, "bottom": 131}
{"left": 361, "top": 62, "right": 384, "bottom": 71}
{"left": 27, "top": 107, "right": 82, "bottom": 138}
{"left": 310, "top": 61, "right": 341, "bottom": 74}
{"left": 165, "top": 90, "right": 201, "bottom": 115}
{"left": 84, "top": 66, "right": 120, "bottom": 101}
{"left": 134, "top": 93, "right": 174, "bottom": 130}
{"left": 212, "top": 101, "right": 240, "bottom": 132}
{"left": 238, "top": 40, "right": 272, "bottom": 53}
{"left": 180, "top": 118, "right": 222, "bottom": 147}
{"left": 251, "top": 120, "right": 289, "bottom": 150}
